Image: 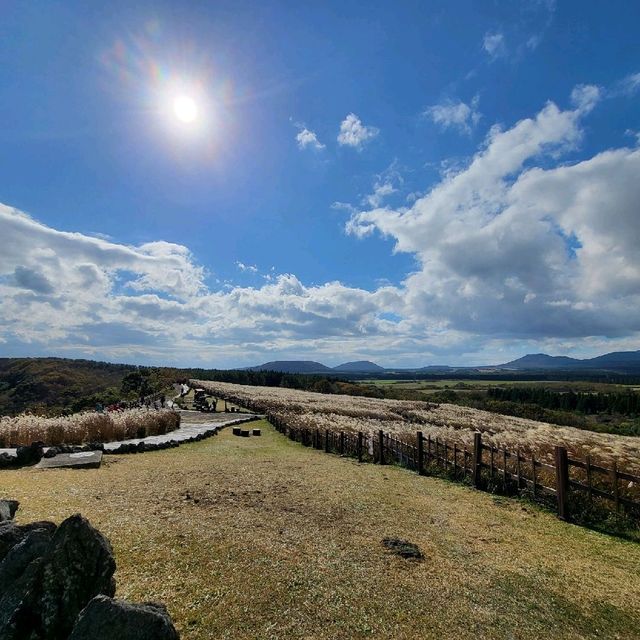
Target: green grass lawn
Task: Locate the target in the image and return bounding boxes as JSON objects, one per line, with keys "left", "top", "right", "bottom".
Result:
{"left": 3, "top": 419, "right": 640, "bottom": 639}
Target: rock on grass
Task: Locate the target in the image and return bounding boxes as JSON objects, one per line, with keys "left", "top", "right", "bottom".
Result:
{"left": 69, "top": 595, "right": 180, "bottom": 639}
{"left": 382, "top": 537, "right": 423, "bottom": 559}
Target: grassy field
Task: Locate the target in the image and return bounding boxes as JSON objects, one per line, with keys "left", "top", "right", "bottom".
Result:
{"left": 365, "top": 378, "right": 640, "bottom": 393}
{"left": 3, "top": 418, "right": 640, "bottom": 639}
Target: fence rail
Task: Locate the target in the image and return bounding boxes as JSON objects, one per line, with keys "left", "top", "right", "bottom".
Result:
{"left": 209, "top": 391, "right": 639, "bottom": 526}
{"left": 263, "top": 412, "right": 640, "bottom": 526}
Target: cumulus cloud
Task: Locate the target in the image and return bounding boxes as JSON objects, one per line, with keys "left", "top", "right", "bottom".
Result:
{"left": 296, "top": 126, "right": 325, "bottom": 150}
{"left": 4, "top": 83, "right": 640, "bottom": 366}
{"left": 0, "top": 203, "right": 410, "bottom": 364}
{"left": 11, "top": 266, "right": 55, "bottom": 294}
{"left": 348, "top": 86, "right": 640, "bottom": 341}
{"left": 337, "top": 113, "right": 379, "bottom": 148}
{"left": 483, "top": 32, "right": 506, "bottom": 59}
{"left": 424, "top": 96, "right": 481, "bottom": 134}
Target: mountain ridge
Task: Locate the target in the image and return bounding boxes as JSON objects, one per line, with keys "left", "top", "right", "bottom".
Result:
{"left": 332, "top": 360, "right": 385, "bottom": 373}
{"left": 244, "top": 350, "right": 640, "bottom": 373}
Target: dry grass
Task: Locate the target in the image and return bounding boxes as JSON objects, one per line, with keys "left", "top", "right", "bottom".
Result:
{"left": 2, "top": 418, "right": 640, "bottom": 639}
{"left": 193, "top": 380, "right": 640, "bottom": 472}
{"left": 0, "top": 408, "right": 180, "bottom": 447}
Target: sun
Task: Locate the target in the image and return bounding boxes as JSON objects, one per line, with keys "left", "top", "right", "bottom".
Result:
{"left": 173, "top": 95, "right": 198, "bottom": 123}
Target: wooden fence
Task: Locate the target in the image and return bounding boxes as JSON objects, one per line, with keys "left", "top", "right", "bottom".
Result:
{"left": 265, "top": 413, "right": 640, "bottom": 525}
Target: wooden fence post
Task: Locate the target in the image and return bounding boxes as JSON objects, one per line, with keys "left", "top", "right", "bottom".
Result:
{"left": 453, "top": 444, "right": 458, "bottom": 478}
{"left": 417, "top": 431, "right": 425, "bottom": 476}
{"left": 357, "top": 431, "right": 363, "bottom": 463}
{"left": 555, "top": 446, "right": 569, "bottom": 521}
{"left": 340, "top": 431, "right": 345, "bottom": 455}
{"left": 378, "top": 430, "right": 385, "bottom": 465}
{"left": 472, "top": 433, "right": 482, "bottom": 488}
{"left": 324, "top": 429, "right": 330, "bottom": 453}
{"left": 611, "top": 462, "right": 620, "bottom": 513}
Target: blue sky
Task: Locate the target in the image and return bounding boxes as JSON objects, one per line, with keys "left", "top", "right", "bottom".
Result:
{"left": 1, "top": 0, "right": 640, "bottom": 367}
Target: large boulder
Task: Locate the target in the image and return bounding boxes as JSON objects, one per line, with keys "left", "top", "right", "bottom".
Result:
{"left": 0, "top": 452, "right": 15, "bottom": 468}
{"left": 0, "top": 530, "right": 55, "bottom": 640}
{"left": 0, "top": 520, "right": 56, "bottom": 564}
{"left": 15, "top": 442, "right": 44, "bottom": 467}
{"left": 0, "top": 499, "right": 20, "bottom": 522}
{"left": 0, "top": 555, "right": 45, "bottom": 640}
{"left": 68, "top": 595, "right": 180, "bottom": 639}
{"left": 38, "top": 514, "right": 116, "bottom": 639}
{"left": 0, "top": 512, "right": 179, "bottom": 639}
{"left": 0, "top": 529, "right": 54, "bottom": 589}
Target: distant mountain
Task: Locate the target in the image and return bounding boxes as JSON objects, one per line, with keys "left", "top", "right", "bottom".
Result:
{"left": 496, "top": 354, "right": 582, "bottom": 370}
{"left": 245, "top": 360, "right": 333, "bottom": 374}
{"left": 581, "top": 351, "right": 640, "bottom": 370}
{"left": 243, "top": 351, "right": 640, "bottom": 375}
{"left": 495, "top": 350, "right": 640, "bottom": 372}
{"left": 332, "top": 361, "right": 385, "bottom": 373}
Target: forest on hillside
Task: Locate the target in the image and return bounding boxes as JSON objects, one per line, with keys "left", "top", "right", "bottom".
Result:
{"left": 0, "top": 358, "right": 179, "bottom": 415}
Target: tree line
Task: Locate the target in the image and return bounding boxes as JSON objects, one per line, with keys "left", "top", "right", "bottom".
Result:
{"left": 487, "top": 386, "right": 640, "bottom": 416}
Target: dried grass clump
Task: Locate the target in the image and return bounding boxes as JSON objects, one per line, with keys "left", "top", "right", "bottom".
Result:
{"left": 192, "top": 379, "right": 640, "bottom": 473}
{"left": 0, "top": 409, "right": 180, "bottom": 447}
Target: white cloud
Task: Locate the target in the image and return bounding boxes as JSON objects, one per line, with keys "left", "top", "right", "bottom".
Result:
{"left": 348, "top": 86, "right": 640, "bottom": 341}
{"left": 331, "top": 201, "right": 357, "bottom": 214}
{"left": 337, "top": 113, "right": 379, "bottom": 149}
{"left": 619, "top": 72, "right": 640, "bottom": 96}
{"left": 570, "top": 84, "right": 601, "bottom": 113}
{"left": 0, "top": 204, "right": 408, "bottom": 364}
{"left": 625, "top": 129, "right": 640, "bottom": 145}
{"left": 483, "top": 32, "right": 506, "bottom": 59}
{"left": 424, "top": 96, "right": 481, "bottom": 134}
{"left": 365, "top": 181, "right": 396, "bottom": 208}
{"left": 236, "top": 261, "right": 258, "bottom": 273}
{"left": 4, "top": 83, "right": 640, "bottom": 367}
{"left": 296, "top": 127, "right": 325, "bottom": 150}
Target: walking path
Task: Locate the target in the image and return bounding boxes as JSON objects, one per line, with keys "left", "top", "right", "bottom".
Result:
{"left": 103, "top": 411, "right": 259, "bottom": 453}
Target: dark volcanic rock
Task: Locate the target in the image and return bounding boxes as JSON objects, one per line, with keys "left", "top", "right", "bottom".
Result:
{"left": 0, "top": 555, "right": 45, "bottom": 640}
{"left": 38, "top": 514, "right": 116, "bottom": 639}
{"left": 0, "top": 452, "right": 15, "bottom": 468}
{"left": 68, "top": 595, "right": 180, "bottom": 639}
{"left": 0, "top": 528, "right": 55, "bottom": 640}
{"left": 15, "top": 442, "right": 45, "bottom": 466}
{"left": 0, "top": 499, "right": 20, "bottom": 522}
{"left": 382, "top": 537, "right": 423, "bottom": 559}
{"left": 0, "top": 511, "right": 178, "bottom": 640}
{"left": 0, "top": 529, "right": 54, "bottom": 589}
{"left": 0, "top": 520, "right": 57, "bottom": 564}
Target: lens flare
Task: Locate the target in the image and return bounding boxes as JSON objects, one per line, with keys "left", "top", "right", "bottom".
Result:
{"left": 173, "top": 95, "right": 198, "bottom": 123}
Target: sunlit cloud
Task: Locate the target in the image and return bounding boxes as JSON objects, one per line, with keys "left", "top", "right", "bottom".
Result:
{"left": 424, "top": 96, "right": 481, "bottom": 135}
{"left": 295, "top": 126, "right": 325, "bottom": 150}
{"left": 337, "top": 113, "right": 379, "bottom": 149}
